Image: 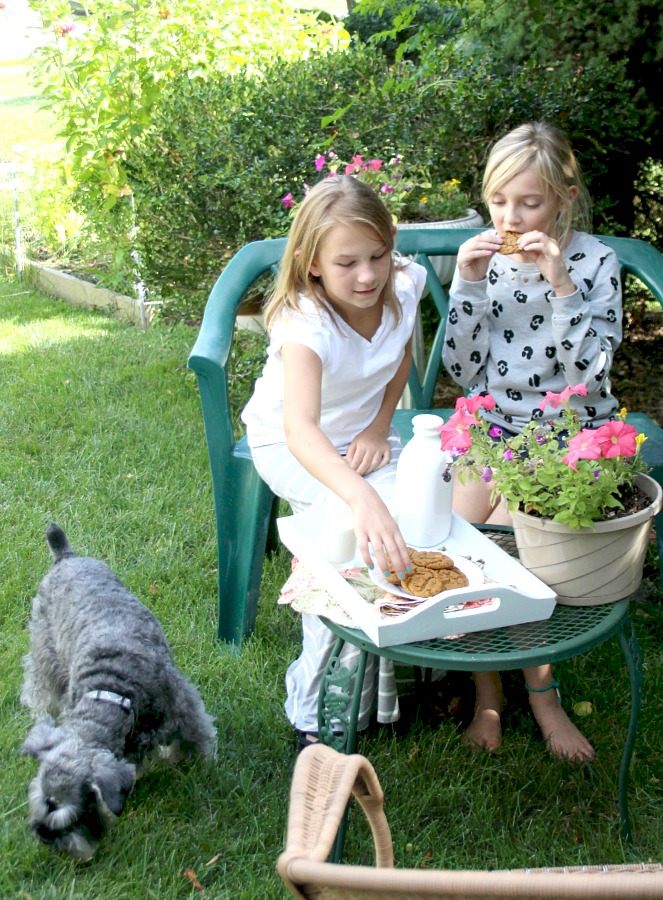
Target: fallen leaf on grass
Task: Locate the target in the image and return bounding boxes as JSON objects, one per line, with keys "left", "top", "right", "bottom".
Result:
{"left": 183, "top": 868, "right": 204, "bottom": 893}
{"left": 205, "top": 853, "right": 223, "bottom": 867}
{"left": 573, "top": 701, "right": 593, "bottom": 717}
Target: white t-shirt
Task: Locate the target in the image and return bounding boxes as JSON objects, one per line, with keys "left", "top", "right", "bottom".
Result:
{"left": 242, "top": 259, "right": 427, "bottom": 453}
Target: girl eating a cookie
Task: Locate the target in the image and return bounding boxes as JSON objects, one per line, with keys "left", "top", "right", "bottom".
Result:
{"left": 442, "top": 121, "right": 622, "bottom": 762}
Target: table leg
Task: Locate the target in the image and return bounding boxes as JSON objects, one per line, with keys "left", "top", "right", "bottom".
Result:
{"left": 318, "top": 637, "right": 368, "bottom": 863}
{"left": 616, "top": 612, "right": 643, "bottom": 841}
{"left": 317, "top": 636, "right": 367, "bottom": 755}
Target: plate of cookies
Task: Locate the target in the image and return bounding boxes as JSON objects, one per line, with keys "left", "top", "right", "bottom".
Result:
{"left": 370, "top": 547, "right": 483, "bottom": 601}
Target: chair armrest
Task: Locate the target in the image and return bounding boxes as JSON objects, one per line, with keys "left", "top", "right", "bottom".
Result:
{"left": 277, "top": 744, "right": 393, "bottom": 897}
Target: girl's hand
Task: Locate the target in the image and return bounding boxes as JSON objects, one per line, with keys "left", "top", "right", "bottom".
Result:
{"left": 349, "top": 486, "right": 411, "bottom": 577}
{"left": 516, "top": 231, "right": 576, "bottom": 296}
{"left": 456, "top": 232, "right": 502, "bottom": 281}
{"left": 346, "top": 426, "right": 391, "bottom": 476}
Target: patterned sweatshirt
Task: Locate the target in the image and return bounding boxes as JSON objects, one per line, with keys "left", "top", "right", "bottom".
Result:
{"left": 442, "top": 231, "right": 622, "bottom": 431}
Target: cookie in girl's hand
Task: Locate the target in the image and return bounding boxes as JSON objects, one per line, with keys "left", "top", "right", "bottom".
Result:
{"left": 500, "top": 230, "right": 522, "bottom": 255}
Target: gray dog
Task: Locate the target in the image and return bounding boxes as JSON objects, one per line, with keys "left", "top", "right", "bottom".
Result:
{"left": 19, "top": 523, "right": 217, "bottom": 861}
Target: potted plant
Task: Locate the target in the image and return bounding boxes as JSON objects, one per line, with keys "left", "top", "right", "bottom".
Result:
{"left": 281, "top": 150, "right": 483, "bottom": 284}
{"left": 439, "top": 386, "right": 662, "bottom": 605}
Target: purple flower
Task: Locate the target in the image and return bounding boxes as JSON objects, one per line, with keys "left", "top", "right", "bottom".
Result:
{"left": 593, "top": 469, "right": 601, "bottom": 480}
{"left": 281, "top": 192, "right": 294, "bottom": 208}
{"left": 503, "top": 449, "right": 514, "bottom": 461}
{"left": 380, "top": 184, "right": 395, "bottom": 194}
{"left": 314, "top": 155, "right": 326, "bottom": 172}
{"left": 480, "top": 466, "right": 493, "bottom": 482}
{"left": 488, "top": 425, "right": 503, "bottom": 438}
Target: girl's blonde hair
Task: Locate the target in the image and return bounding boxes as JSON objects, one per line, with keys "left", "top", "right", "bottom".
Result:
{"left": 482, "top": 121, "right": 591, "bottom": 246}
{"left": 264, "top": 175, "right": 399, "bottom": 331}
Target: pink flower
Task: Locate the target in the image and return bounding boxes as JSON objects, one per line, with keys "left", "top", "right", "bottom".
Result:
{"left": 438, "top": 410, "right": 476, "bottom": 452}
{"left": 480, "top": 467, "right": 492, "bottom": 482}
{"left": 55, "top": 21, "right": 75, "bottom": 36}
{"left": 562, "top": 430, "right": 602, "bottom": 471}
{"left": 281, "top": 192, "right": 294, "bottom": 208}
{"left": 380, "top": 184, "right": 394, "bottom": 194}
{"left": 538, "top": 383, "right": 587, "bottom": 411}
{"left": 366, "top": 159, "right": 383, "bottom": 171}
{"left": 345, "top": 154, "right": 365, "bottom": 174}
{"left": 595, "top": 420, "right": 638, "bottom": 458}
{"left": 462, "top": 394, "right": 496, "bottom": 414}
{"left": 314, "top": 155, "right": 326, "bottom": 172}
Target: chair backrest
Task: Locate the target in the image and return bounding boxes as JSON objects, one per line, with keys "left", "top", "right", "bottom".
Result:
{"left": 277, "top": 744, "right": 663, "bottom": 900}
{"left": 188, "top": 231, "right": 663, "bottom": 452}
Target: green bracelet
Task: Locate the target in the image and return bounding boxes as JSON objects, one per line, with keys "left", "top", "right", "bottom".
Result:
{"left": 525, "top": 679, "right": 561, "bottom": 702}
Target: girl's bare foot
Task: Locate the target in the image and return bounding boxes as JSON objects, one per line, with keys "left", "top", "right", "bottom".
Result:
{"left": 527, "top": 684, "right": 595, "bottom": 763}
{"left": 462, "top": 671, "right": 504, "bottom": 752}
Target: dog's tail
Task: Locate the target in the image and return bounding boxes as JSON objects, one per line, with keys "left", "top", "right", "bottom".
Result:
{"left": 45, "top": 523, "right": 75, "bottom": 562}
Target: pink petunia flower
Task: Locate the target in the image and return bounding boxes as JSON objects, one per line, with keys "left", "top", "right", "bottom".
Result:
{"left": 438, "top": 410, "right": 477, "bottom": 452}
{"left": 281, "top": 192, "right": 294, "bottom": 208}
{"left": 367, "top": 159, "right": 383, "bottom": 171}
{"left": 595, "top": 420, "right": 638, "bottom": 458}
{"left": 314, "top": 155, "right": 326, "bottom": 172}
{"left": 562, "top": 429, "right": 602, "bottom": 471}
{"left": 538, "top": 383, "right": 588, "bottom": 411}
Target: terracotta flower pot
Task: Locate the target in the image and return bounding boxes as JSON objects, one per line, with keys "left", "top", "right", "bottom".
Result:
{"left": 511, "top": 473, "right": 663, "bottom": 606}
{"left": 397, "top": 209, "right": 484, "bottom": 285}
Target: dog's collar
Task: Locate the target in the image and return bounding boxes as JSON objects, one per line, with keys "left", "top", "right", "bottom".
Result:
{"left": 84, "top": 689, "right": 132, "bottom": 714}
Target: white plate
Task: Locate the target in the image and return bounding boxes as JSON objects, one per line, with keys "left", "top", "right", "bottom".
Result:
{"left": 369, "top": 551, "right": 484, "bottom": 600}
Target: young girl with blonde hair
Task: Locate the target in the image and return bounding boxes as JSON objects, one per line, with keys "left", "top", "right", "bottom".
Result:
{"left": 242, "top": 174, "right": 428, "bottom": 749}
{"left": 443, "top": 121, "right": 622, "bottom": 762}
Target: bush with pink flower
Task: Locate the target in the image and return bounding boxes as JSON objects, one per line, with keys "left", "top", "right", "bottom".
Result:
{"left": 439, "top": 386, "right": 650, "bottom": 530}
{"left": 281, "top": 151, "right": 470, "bottom": 224}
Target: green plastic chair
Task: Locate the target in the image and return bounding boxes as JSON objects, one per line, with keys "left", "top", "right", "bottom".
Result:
{"left": 188, "top": 229, "right": 663, "bottom": 645}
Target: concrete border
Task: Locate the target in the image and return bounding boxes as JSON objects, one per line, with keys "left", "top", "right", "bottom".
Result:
{"left": 22, "top": 260, "right": 157, "bottom": 326}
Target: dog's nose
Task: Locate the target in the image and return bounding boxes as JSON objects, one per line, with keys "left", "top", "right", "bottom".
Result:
{"left": 35, "top": 822, "right": 58, "bottom": 843}
{"left": 46, "top": 798, "right": 58, "bottom": 814}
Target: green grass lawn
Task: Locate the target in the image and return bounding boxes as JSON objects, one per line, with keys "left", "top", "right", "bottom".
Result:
{"left": 1, "top": 281, "right": 661, "bottom": 898}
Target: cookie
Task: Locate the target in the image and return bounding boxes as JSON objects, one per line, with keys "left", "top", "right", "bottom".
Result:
{"left": 401, "top": 566, "right": 445, "bottom": 598}
{"left": 408, "top": 549, "right": 454, "bottom": 570}
{"left": 436, "top": 566, "right": 469, "bottom": 591}
{"left": 500, "top": 230, "right": 522, "bottom": 255}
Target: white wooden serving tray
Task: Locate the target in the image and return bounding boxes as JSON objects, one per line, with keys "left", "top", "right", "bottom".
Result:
{"left": 277, "top": 509, "right": 557, "bottom": 647}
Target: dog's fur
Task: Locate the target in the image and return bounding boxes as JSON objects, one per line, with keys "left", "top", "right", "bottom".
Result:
{"left": 20, "top": 523, "right": 217, "bottom": 861}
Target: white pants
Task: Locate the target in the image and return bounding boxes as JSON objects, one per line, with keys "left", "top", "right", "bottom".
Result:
{"left": 252, "top": 431, "right": 404, "bottom": 732}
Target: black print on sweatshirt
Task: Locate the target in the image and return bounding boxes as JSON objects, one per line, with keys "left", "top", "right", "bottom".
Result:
{"left": 562, "top": 339, "right": 573, "bottom": 350}
{"left": 606, "top": 309, "right": 617, "bottom": 323}
{"left": 450, "top": 363, "right": 462, "bottom": 377}
{"left": 514, "top": 290, "right": 528, "bottom": 303}
{"left": 488, "top": 269, "right": 499, "bottom": 285}
{"left": 449, "top": 308, "right": 458, "bottom": 324}
{"left": 462, "top": 301, "right": 473, "bottom": 315}
{"left": 497, "top": 360, "right": 508, "bottom": 375}
{"left": 472, "top": 323, "right": 482, "bottom": 340}
{"left": 569, "top": 252, "right": 587, "bottom": 262}
{"left": 522, "top": 346, "right": 533, "bottom": 359}
{"left": 491, "top": 300, "right": 503, "bottom": 317}
{"left": 545, "top": 346, "right": 556, "bottom": 358}
{"left": 445, "top": 337, "right": 455, "bottom": 350}
{"left": 585, "top": 406, "right": 596, "bottom": 418}
{"left": 531, "top": 407, "right": 545, "bottom": 420}
{"left": 530, "top": 315, "right": 545, "bottom": 330}
{"left": 570, "top": 314, "right": 583, "bottom": 326}
{"left": 528, "top": 374, "right": 541, "bottom": 387}
{"left": 506, "top": 389, "right": 522, "bottom": 401}
{"left": 575, "top": 358, "right": 590, "bottom": 370}
{"left": 470, "top": 350, "right": 482, "bottom": 364}
{"left": 504, "top": 329, "right": 514, "bottom": 343}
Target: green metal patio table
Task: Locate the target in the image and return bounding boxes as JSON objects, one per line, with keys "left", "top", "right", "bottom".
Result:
{"left": 317, "top": 584, "right": 642, "bottom": 845}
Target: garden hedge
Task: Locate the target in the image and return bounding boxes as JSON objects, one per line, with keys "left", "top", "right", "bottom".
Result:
{"left": 128, "top": 44, "right": 645, "bottom": 322}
